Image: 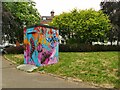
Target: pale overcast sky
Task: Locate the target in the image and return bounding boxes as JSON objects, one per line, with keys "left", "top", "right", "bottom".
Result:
{"left": 34, "top": 0, "right": 102, "bottom": 16}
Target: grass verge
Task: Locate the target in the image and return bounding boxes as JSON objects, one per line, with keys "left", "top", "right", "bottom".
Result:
{"left": 4, "top": 52, "right": 119, "bottom": 88}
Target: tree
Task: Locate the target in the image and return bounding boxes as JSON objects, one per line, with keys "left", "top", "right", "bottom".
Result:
{"left": 50, "top": 9, "right": 111, "bottom": 44}
{"left": 100, "top": 1, "right": 120, "bottom": 45}
{"left": 2, "top": 1, "right": 41, "bottom": 43}
{"left": 50, "top": 12, "right": 72, "bottom": 39}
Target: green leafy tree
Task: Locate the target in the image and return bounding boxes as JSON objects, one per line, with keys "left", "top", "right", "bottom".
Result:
{"left": 50, "top": 9, "right": 111, "bottom": 44}
{"left": 100, "top": 1, "right": 120, "bottom": 45}
{"left": 50, "top": 12, "right": 72, "bottom": 39}
{"left": 2, "top": 1, "right": 41, "bottom": 43}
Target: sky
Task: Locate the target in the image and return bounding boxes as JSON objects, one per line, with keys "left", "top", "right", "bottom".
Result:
{"left": 34, "top": 0, "right": 102, "bottom": 16}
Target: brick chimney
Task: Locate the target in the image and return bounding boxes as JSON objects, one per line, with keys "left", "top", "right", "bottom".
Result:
{"left": 50, "top": 10, "right": 54, "bottom": 17}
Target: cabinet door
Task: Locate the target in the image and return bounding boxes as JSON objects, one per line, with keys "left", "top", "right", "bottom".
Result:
{"left": 24, "top": 28, "right": 40, "bottom": 66}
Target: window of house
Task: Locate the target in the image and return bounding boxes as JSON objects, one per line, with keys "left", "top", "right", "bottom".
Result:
{"left": 43, "top": 17, "right": 46, "bottom": 20}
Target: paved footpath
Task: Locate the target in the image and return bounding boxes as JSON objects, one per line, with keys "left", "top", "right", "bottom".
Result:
{"left": 1, "top": 55, "right": 98, "bottom": 88}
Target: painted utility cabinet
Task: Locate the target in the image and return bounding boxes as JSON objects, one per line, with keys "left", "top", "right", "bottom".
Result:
{"left": 24, "top": 24, "right": 59, "bottom": 66}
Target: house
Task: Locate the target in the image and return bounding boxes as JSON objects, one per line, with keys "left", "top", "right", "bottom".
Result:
{"left": 40, "top": 10, "right": 55, "bottom": 25}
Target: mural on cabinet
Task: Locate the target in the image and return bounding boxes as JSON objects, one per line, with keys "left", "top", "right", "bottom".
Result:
{"left": 24, "top": 25, "right": 59, "bottom": 66}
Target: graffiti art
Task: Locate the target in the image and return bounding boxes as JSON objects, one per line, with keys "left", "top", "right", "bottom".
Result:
{"left": 24, "top": 25, "right": 59, "bottom": 66}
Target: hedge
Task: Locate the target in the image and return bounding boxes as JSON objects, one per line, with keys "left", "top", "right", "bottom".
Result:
{"left": 59, "top": 44, "right": 120, "bottom": 52}
{"left": 3, "top": 44, "right": 120, "bottom": 54}
{"left": 3, "top": 45, "right": 24, "bottom": 54}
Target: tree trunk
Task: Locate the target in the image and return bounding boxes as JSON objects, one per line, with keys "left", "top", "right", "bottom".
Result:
{"left": 117, "top": 26, "right": 120, "bottom": 46}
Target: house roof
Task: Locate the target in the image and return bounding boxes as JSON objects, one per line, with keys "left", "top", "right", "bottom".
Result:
{"left": 40, "top": 16, "right": 54, "bottom": 24}
{"left": 42, "top": 16, "right": 53, "bottom": 20}
{"left": 26, "top": 24, "right": 58, "bottom": 30}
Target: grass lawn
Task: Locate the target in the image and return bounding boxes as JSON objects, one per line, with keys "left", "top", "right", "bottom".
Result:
{"left": 4, "top": 52, "right": 119, "bottom": 88}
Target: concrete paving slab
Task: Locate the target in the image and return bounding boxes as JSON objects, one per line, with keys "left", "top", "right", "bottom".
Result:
{"left": 17, "top": 64, "right": 38, "bottom": 72}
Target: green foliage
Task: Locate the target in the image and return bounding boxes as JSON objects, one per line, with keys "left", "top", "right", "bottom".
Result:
{"left": 3, "top": 2, "right": 40, "bottom": 26}
{"left": 59, "top": 44, "right": 120, "bottom": 52}
{"left": 2, "top": 1, "right": 41, "bottom": 43}
{"left": 50, "top": 9, "right": 111, "bottom": 44}
{"left": 100, "top": 1, "right": 120, "bottom": 45}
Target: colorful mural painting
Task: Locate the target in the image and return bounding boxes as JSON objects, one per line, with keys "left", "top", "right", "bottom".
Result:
{"left": 24, "top": 24, "right": 59, "bottom": 66}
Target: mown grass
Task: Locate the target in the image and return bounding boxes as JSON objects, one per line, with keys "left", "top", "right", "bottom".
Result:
{"left": 4, "top": 52, "right": 119, "bottom": 88}
{"left": 4, "top": 54, "right": 24, "bottom": 64}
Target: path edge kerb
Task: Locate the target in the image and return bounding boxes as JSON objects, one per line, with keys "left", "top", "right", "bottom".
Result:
{"left": 3, "top": 55, "right": 114, "bottom": 89}
{"left": 3, "top": 55, "right": 18, "bottom": 65}
{"left": 38, "top": 71, "right": 105, "bottom": 88}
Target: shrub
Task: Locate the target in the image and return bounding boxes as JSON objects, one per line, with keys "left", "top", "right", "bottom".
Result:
{"left": 59, "top": 44, "right": 120, "bottom": 52}
{"left": 3, "top": 44, "right": 119, "bottom": 54}
{"left": 3, "top": 45, "right": 24, "bottom": 54}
